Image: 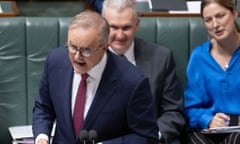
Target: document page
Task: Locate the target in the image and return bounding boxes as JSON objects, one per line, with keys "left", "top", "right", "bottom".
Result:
{"left": 9, "top": 125, "right": 33, "bottom": 140}
{"left": 8, "top": 125, "right": 34, "bottom": 144}
{"left": 9, "top": 124, "right": 56, "bottom": 144}
{"left": 0, "top": 3, "right": 2, "bottom": 13}
{"left": 201, "top": 126, "right": 240, "bottom": 134}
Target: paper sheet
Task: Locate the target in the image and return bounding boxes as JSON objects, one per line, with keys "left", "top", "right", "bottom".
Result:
{"left": 8, "top": 125, "right": 34, "bottom": 140}
{"left": 9, "top": 124, "right": 55, "bottom": 140}
{"left": 0, "top": 3, "right": 2, "bottom": 13}
{"left": 201, "top": 126, "right": 240, "bottom": 134}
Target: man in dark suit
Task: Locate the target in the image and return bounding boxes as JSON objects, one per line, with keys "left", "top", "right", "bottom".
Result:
{"left": 102, "top": 0, "right": 186, "bottom": 143}
{"left": 88, "top": 0, "right": 104, "bottom": 13}
{"left": 32, "top": 11, "right": 159, "bottom": 144}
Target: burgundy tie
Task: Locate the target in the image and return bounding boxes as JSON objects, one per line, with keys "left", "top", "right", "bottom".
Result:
{"left": 73, "top": 73, "right": 89, "bottom": 136}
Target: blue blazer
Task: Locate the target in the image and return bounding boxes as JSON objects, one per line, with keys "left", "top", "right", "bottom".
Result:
{"left": 32, "top": 48, "right": 159, "bottom": 144}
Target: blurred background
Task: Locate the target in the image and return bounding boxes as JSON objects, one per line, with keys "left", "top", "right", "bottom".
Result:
{"left": 16, "top": 0, "right": 91, "bottom": 17}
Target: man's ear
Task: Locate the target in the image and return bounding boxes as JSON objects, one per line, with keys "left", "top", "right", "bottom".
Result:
{"left": 233, "top": 7, "right": 238, "bottom": 19}
{"left": 135, "top": 17, "right": 140, "bottom": 31}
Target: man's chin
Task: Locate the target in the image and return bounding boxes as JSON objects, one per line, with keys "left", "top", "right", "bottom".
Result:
{"left": 73, "top": 66, "right": 87, "bottom": 74}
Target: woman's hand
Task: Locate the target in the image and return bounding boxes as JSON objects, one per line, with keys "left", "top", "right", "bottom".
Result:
{"left": 209, "top": 113, "right": 230, "bottom": 128}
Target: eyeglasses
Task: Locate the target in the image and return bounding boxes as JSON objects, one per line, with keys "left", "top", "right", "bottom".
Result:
{"left": 65, "top": 42, "right": 104, "bottom": 57}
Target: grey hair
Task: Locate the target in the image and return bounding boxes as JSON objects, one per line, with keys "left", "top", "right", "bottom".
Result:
{"left": 69, "top": 10, "right": 110, "bottom": 43}
{"left": 102, "top": 0, "right": 138, "bottom": 20}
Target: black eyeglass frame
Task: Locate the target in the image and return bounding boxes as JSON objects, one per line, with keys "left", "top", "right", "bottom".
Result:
{"left": 65, "top": 42, "right": 105, "bottom": 57}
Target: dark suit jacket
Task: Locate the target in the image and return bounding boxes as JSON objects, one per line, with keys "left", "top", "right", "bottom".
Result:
{"left": 32, "top": 48, "right": 159, "bottom": 144}
{"left": 134, "top": 37, "right": 186, "bottom": 144}
{"left": 88, "top": 0, "right": 103, "bottom": 13}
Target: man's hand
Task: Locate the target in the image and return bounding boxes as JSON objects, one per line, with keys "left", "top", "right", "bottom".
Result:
{"left": 36, "top": 139, "right": 48, "bottom": 144}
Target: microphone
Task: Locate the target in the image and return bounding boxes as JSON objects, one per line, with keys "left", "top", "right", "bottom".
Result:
{"left": 79, "top": 129, "right": 89, "bottom": 144}
{"left": 89, "top": 129, "right": 98, "bottom": 144}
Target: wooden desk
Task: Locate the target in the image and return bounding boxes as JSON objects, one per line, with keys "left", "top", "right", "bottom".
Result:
{"left": 0, "top": 1, "right": 19, "bottom": 17}
{"left": 136, "top": 1, "right": 201, "bottom": 17}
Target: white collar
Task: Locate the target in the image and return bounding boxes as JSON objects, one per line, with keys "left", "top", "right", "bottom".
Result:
{"left": 109, "top": 41, "right": 136, "bottom": 65}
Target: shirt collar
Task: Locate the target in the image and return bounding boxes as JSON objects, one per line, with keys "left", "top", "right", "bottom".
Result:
{"left": 108, "top": 41, "right": 136, "bottom": 65}
{"left": 88, "top": 52, "right": 107, "bottom": 80}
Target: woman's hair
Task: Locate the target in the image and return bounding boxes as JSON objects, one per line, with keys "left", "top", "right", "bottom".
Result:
{"left": 200, "top": 0, "right": 240, "bottom": 32}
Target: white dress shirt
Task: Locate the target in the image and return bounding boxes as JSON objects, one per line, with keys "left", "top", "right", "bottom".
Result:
{"left": 71, "top": 53, "right": 107, "bottom": 119}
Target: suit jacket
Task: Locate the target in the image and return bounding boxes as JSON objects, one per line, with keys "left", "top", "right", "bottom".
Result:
{"left": 134, "top": 37, "right": 186, "bottom": 144}
{"left": 88, "top": 0, "right": 103, "bottom": 13}
{"left": 32, "top": 48, "right": 159, "bottom": 144}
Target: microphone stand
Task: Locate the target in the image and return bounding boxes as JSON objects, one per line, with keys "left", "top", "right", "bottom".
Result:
{"left": 89, "top": 129, "right": 98, "bottom": 144}
{"left": 79, "top": 130, "right": 89, "bottom": 144}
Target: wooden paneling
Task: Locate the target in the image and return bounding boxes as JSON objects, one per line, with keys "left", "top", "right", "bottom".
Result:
{"left": 0, "top": 1, "right": 19, "bottom": 17}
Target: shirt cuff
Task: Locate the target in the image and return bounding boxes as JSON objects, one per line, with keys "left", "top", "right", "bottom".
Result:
{"left": 158, "top": 131, "right": 161, "bottom": 140}
{"left": 35, "top": 133, "right": 49, "bottom": 144}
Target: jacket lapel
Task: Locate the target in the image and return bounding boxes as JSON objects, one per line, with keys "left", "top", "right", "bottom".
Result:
{"left": 83, "top": 52, "right": 118, "bottom": 128}
{"left": 134, "top": 38, "right": 151, "bottom": 73}
{"left": 58, "top": 56, "right": 75, "bottom": 138}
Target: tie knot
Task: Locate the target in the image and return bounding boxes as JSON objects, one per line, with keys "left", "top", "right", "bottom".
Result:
{"left": 120, "top": 54, "right": 127, "bottom": 60}
{"left": 120, "top": 54, "right": 125, "bottom": 57}
{"left": 81, "top": 73, "right": 89, "bottom": 81}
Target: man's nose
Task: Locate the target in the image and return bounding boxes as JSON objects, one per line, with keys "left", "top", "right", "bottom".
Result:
{"left": 116, "top": 29, "right": 125, "bottom": 38}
